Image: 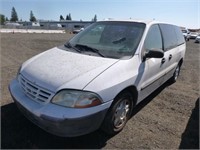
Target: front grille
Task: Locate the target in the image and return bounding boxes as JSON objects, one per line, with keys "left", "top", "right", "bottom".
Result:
{"left": 18, "top": 74, "right": 53, "bottom": 103}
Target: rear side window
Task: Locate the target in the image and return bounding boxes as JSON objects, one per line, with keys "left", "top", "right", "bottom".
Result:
{"left": 174, "top": 26, "right": 185, "bottom": 45}
{"left": 159, "top": 24, "right": 178, "bottom": 51}
{"left": 144, "top": 24, "right": 162, "bottom": 50}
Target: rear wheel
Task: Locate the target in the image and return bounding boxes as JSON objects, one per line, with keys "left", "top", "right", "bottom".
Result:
{"left": 170, "top": 63, "right": 181, "bottom": 83}
{"left": 101, "top": 91, "right": 133, "bottom": 135}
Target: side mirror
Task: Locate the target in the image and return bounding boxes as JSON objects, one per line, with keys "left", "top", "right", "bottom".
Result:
{"left": 145, "top": 49, "right": 164, "bottom": 59}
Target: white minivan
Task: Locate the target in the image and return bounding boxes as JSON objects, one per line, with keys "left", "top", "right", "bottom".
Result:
{"left": 9, "top": 19, "right": 186, "bottom": 137}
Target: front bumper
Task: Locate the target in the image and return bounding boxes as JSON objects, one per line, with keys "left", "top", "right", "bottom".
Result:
{"left": 9, "top": 79, "right": 111, "bottom": 137}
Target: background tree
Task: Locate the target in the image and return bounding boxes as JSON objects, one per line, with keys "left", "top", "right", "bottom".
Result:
{"left": 0, "top": 14, "right": 5, "bottom": 25}
{"left": 66, "top": 13, "right": 72, "bottom": 20}
{"left": 66, "top": 15, "right": 69, "bottom": 20}
{"left": 30, "top": 10, "right": 36, "bottom": 22}
{"left": 6, "top": 17, "right": 9, "bottom": 21}
{"left": 68, "top": 13, "right": 72, "bottom": 20}
{"left": 93, "top": 14, "right": 97, "bottom": 22}
{"left": 10, "top": 7, "right": 18, "bottom": 22}
{"left": 92, "top": 14, "right": 97, "bottom": 22}
{"left": 60, "top": 15, "right": 64, "bottom": 21}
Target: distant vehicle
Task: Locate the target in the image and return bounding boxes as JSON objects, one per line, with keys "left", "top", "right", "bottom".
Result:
{"left": 49, "top": 23, "right": 62, "bottom": 28}
{"left": 195, "top": 33, "right": 200, "bottom": 43}
{"left": 190, "top": 32, "right": 198, "bottom": 39}
{"left": 181, "top": 29, "right": 190, "bottom": 41}
{"left": 5, "top": 22, "right": 22, "bottom": 27}
{"left": 57, "top": 24, "right": 62, "bottom": 28}
{"left": 9, "top": 20, "right": 186, "bottom": 137}
{"left": 73, "top": 27, "right": 84, "bottom": 34}
{"left": 32, "top": 22, "right": 40, "bottom": 27}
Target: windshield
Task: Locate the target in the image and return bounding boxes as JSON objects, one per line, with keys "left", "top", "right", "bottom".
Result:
{"left": 67, "top": 21, "right": 146, "bottom": 59}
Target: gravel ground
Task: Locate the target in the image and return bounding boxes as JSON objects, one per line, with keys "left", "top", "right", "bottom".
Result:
{"left": 1, "top": 33, "right": 199, "bottom": 149}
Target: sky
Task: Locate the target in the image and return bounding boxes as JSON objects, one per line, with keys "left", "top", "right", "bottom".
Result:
{"left": 0, "top": 0, "right": 199, "bottom": 29}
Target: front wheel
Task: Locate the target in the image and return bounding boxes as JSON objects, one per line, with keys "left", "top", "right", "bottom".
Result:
{"left": 101, "top": 91, "right": 133, "bottom": 135}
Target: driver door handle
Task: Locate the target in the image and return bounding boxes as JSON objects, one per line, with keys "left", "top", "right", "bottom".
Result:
{"left": 161, "top": 58, "right": 166, "bottom": 64}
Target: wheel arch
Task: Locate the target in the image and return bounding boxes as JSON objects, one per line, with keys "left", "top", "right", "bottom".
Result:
{"left": 179, "top": 58, "right": 183, "bottom": 67}
{"left": 100, "top": 85, "right": 138, "bottom": 134}
{"left": 113, "top": 85, "right": 138, "bottom": 107}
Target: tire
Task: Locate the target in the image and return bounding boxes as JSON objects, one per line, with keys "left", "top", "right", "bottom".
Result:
{"left": 170, "top": 63, "right": 181, "bottom": 83}
{"left": 101, "top": 91, "right": 133, "bottom": 135}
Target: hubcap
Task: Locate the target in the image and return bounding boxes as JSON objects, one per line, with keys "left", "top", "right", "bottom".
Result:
{"left": 113, "top": 99, "right": 130, "bottom": 128}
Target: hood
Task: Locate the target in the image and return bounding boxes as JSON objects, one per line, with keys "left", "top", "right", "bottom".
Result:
{"left": 21, "top": 47, "right": 118, "bottom": 92}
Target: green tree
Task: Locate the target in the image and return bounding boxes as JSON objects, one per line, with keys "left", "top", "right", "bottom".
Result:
{"left": 6, "top": 17, "right": 9, "bottom": 21}
{"left": 10, "top": 7, "right": 18, "bottom": 22}
{"left": 0, "top": 14, "right": 5, "bottom": 25}
{"left": 66, "top": 13, "right": 72, "bottom": 20}
{"left": 60, "top": 15, "right": 64, "bottom": 21}
{"left": 30, "top": 10, "right": 36, "bottom": 22}
{"left": 68, "top": 13, "right": 72, "bottom": 20}
{"left": 93, "top": 14, "right": 97, "bottom": 22}
{"left": 66, "top": 15, "right": 69, "bottom": 20}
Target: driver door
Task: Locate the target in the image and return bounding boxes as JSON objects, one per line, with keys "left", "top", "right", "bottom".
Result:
{"left": 138, "top": 24, "right": 165, "bottom": 102}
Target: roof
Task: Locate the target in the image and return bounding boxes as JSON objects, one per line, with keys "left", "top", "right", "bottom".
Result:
{"left": 102, "top": 18, "right": 153, "bottom": 24}
{"left": 100, "top": 18, "right": 178, "bottom": 26}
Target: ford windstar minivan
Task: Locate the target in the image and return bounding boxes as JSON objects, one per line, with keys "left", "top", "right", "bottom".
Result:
{"left": 9, "top": 19, "right": 186, "bottom": 137}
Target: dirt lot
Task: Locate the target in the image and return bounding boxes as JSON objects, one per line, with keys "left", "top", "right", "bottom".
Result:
{"left": 1, "top": 33, "right": 199, "bottom": 149}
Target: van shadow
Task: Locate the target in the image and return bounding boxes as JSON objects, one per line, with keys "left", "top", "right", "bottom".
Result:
{"left": 179, "top": 98, "right": 199, "bottom": 149}
{"left": 1, "top": 102, "right": 113, "bottom": 149}
{"left": 1, "top": 82, "right": 170, "bottom": 149}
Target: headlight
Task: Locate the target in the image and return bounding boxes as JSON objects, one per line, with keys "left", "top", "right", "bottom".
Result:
{"left": 51, "top": 90, "right": 102, "bottom": 108}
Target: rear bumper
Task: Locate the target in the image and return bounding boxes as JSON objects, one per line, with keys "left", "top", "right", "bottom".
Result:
{"left": 9, "top": 79, "right": 111, "bottom": 137}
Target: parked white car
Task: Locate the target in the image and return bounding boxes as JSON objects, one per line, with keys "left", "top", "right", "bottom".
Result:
{"left": 73, "top": 27, "right": 84, "bottom": 34}
{"left": 181, "top": 28, "right": 190, "bottom": 41}
{"left": 190, "top": 32, "right": 198, "bottom": 39}
{"left": 195, "top": 33, "right": 200, "bottom": 43}
{"left": 9, "top": 19, "right": 186, "bottom": 137}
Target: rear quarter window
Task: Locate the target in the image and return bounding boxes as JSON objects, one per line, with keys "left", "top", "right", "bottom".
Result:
{"left": 174, "top": 26, "right": 185, "bottom": 45}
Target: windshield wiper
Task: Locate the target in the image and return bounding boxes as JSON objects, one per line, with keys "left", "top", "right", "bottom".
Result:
{"left": 75, "top": 44, "right": 105, "bottom": 57}
{"left": 64, "top": 42, "right": 82, "bottom": 53}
